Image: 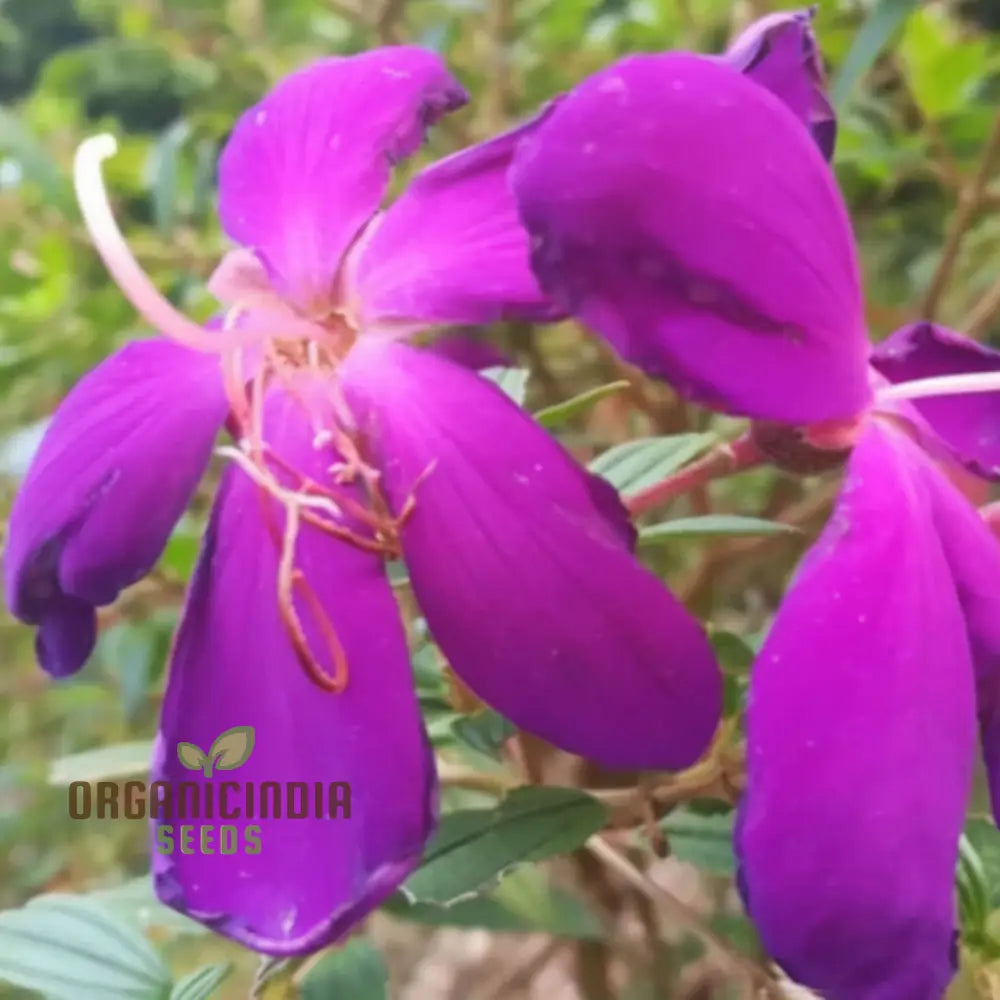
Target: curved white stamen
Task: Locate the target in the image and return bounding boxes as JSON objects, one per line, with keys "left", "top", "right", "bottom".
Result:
{"left": 74, "top": 134, "right": 243, "bottom": 353}
{"left": 216, "top": 445, "right": 345, "bottom": 519}
{"left": 877, "top": 371, "right": 1000, "bottom": 403}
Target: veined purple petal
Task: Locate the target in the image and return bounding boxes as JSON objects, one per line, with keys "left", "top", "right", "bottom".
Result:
{"left": 152, "top": 387, "right": 434, "bottom": 956}
{"left": 724, "top": 8, "right": 836, "bottom": 159}
{"left": 3, "top": 339, "right": 227, "bottom": 677}
{"left": 736, "top": 422, "right": 974, "bottom": 1000}
{"left": 341, "top": 339, "right": 721, "bottom": 770}
{"left": 872, "top": 323, "right": 1000, "bottom": 479}
{"left": 510, "top": 53, "right": 870, "bottom": 424}
{"left": 919, "top": 449, "right": 1000, "bottom": 826}
{"left": 218, "top": 48, "right": 467, "bottom": 310}
{"left": 354, "top": 117, "right": 559, "bottom": 328}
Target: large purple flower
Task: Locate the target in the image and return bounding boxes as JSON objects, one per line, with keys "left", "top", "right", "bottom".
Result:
{"left": 3, "top": 48, "right": 724, "bottom": 954}
{"left": 509, "top": 17, "right": 1000, "bottom": 999}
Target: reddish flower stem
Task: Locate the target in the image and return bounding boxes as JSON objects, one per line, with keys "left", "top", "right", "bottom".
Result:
{"left": 625, "top": 432, "right": 765, "bottom": 517}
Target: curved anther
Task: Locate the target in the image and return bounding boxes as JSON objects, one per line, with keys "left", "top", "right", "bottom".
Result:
{"left": 277, "top": 502, "right": 350, "bottom": 693}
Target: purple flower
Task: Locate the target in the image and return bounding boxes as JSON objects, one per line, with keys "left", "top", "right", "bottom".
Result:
{"left": 3, "top": 48, "right": 723, "bottom": 954}
{"left": 508, "top": 21, "right": 1000, "bottom": 999}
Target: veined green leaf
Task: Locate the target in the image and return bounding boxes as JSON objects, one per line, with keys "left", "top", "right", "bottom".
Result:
{"left": 402, "top": 787, "right": 607, "bottom": 905}
{"left": 169, "top": 962, "right": 232, "bottom": 1000}
{"left": 589, "top": 434, "right": 715, "bottom": 498}
{"left": 0, "top": 894, "right": 171, "bottom": 1000}
{"left": 385, "top": 865, "right": 602, "bottom": 939}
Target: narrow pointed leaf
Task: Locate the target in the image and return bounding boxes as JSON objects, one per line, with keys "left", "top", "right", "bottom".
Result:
{"left": 535, "top": 380, "right": 631, "bottom": 427}
{"left": 638, "top": 515, "right": 799, "bottom": 545}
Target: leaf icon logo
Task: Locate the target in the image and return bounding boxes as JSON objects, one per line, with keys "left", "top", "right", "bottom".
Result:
{"left": 176, "top": 726, "right": 255, "bottom": 777}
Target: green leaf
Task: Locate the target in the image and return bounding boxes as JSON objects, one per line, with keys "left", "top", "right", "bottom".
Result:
{"left": 588, "top": 434, "right": 715, "bottom": 499}
{"left": 300, "top": 940, "right": 387, "bottom": 1000}
{"left": 402, "top": 787, "right": 608, "bottom": 905}
{"left": 0, "top": 894, "right": 171, "bottom": 1000}
{"left": 385, "top": 866, "right": 602, "bottom": 939}
{"left": 451, "top": 709, "right": 516, "bottom": 760}
{"left": 534, "top": 380, "right": 630, "bottom": 428}
{"left": 638, "top": 515, "right": 798, "bottom": 545}
{"left": 964, "top": 818, "right": 1000, "bottom": 909}
{"left": 170, "top": 963, "right": 233, "bottom": 1000}
{"left": 49, "top": 741, "right": 154, "bottom": 785}
{"left": 958, "top": 832, "right": 992, "bottom": 941}
{"left": 709, "top": 630, "right": 756, "bottom": 717}
{"left": 148, "top": 119, "right": 191, "bottom": 233}
{"left": 660, "top": 808, "right": 736, "bottom": 876}
{"left": 92, "top": 876, "right": 207, "bottom": 936}
{"left": 0, "top": 107, "right": 70, "bottom": 207}
{"left": 481, "top": 366, "right": 529, "bottom": 406}
{"left": 832, "top": 0, "right": 922, "bottom": 107}
{"left": 94, "top": 621, "right": 162, "bottom": 720}
{"left": 899, "top": 7, "right": 990, "bottom": 120}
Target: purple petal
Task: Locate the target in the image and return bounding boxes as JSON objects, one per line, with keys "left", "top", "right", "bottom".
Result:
{"left": 919, "top": 451, "right": 1000, "bottom": 826}
{"left": 341, "top": 339, "right": 721, "bottom": 770}
{"left": 354, "top": 118, "right": 559, "bottom": 328}
{"left": 724, "top": 8, "right": 836, "bottom": 159}
{"left": 736, "top": 422, "right": 974, "bottom": 999}
{"left": 152, "top": 387, "right": 434, "bottom": 956}
{"left": 510, "top": 53, "right": 870, "bottom": 424}
{"left": 218, "top": 48, "right": 467, "bottom": 310}
{"left": 3, "top": 340, "right": 227, "bottom": 677}
{"left": 872, "top": 322, "right": 1000, "bottom": 479}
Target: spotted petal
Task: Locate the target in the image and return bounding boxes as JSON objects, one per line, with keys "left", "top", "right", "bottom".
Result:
{"left": 341, "top": 338, "right": 721, "bottom": 770}
{"left": 511, "top": 53, "right": 869, "bottom": 423}
{"left": 218, "top": 48, "right": 467, "bottom": 309}
{"left": 3, "top": 339, "right": 227, "bottom": 676}
{"left": 736, "top": 422, "right": 974, "bottom": 999}
{"left": 152, "top": 386, "right": 434, "bottom": 955}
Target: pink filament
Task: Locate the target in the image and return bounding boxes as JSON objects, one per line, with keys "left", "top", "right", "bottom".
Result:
{"left": 74, "top": 134, "right": 254, "bottom": 354}
{"left": 878, "top": 370, "right": 1000, "bottom": 403}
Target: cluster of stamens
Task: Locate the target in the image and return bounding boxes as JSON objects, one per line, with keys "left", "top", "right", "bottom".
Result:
{"left": 73, "top": 134, "right": 425, "bottom": 694}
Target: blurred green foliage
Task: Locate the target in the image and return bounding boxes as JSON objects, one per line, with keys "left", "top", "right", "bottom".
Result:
{"left": 3, "top": 1, "right": 1000, "bottom": 997}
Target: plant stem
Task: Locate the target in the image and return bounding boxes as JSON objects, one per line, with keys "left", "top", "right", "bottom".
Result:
{"left": 626, "top": 432, "right": 764, "bottom": 517}
{"left": 922, "top": 109, "right": 1000, "bottom": 319}
{"left": 584, "top": 835, "right": 783, "bottom": 998}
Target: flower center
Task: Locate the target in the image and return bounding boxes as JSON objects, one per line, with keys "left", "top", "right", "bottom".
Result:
{"left": 74, "top": 133, "right": 418, "bottom": 695}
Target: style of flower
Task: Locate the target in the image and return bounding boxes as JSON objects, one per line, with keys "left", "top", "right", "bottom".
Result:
{"left": 2, "top": 47, "right": 728, "bottom": 954}
{"left": 508, "top": 12, "right": 1000, "bottom": 1000}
